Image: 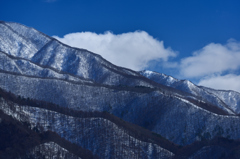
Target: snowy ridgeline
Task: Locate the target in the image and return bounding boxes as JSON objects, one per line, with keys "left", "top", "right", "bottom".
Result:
{"left": 0, "top": 22, "right": 151, "bottom": 87}
{"left": 0, "top": 98, "right": 174, "bottom": 159}
{"left": 0, "top": 51, "right": 92, "bottom": 84}
{"left": 1, "top": 72, "right": 240, "bottom": 145}
{"left": 140, "top": 70, "right": 240, "bottom": 115}
{"left": 2, "top": 20, "right": 240, "bottom": 116}
{"left": 1, "top": 21, "right": 240, "bottom": 150}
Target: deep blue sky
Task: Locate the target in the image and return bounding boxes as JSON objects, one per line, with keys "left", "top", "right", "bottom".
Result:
{"left": 1, "top": 0, "right": 239, "bottom": 57}
{"left": 1, "top": 0, "right": 240, "bottom": 91}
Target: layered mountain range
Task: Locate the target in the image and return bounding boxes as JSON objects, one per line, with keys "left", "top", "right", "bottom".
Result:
{"left": 1, "top": 21, "right": 240, "bottom": 158}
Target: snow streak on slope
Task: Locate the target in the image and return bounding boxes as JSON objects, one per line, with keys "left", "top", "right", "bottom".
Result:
{"left": 1, "top": 21, "right": 240, "bottom": 153}
{"left": 140, "top": 70, "right": 240, "bottom": 114}
{"left": 202, "top": 87, "right": 240, "bottom": 114}
{"left": 0, "top": 51, "right": 92, "bottom": 83}
{"left": 27, "top": 142, "right": 81, "bottom": 159}
{"left": 0, "top": 22, "right": 50, "bottom": 59}
{"left": 0, "top": 97, "right": 174, "bottom": 159}
{"left": 1, "top": 72, "right": 240, "bottom": 145}
{"left": 0, "top": 21, "right": 154, "bottom": 87}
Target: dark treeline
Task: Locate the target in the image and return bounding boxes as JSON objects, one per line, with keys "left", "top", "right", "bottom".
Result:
{"left": 0, "top": 110, "right": 41, "bottom": 159}
{"left": 0, "top": 69, "right": 155, "bottom": 94}
{"left": 2, "top": 87, "right": 240, "bottom": 158}
{"left": 0, "top": 69, "right": 231, "bottom": 116}
{"left": 0, "top": 87, "right": 179, "bottom": 153}
{"left": 0, "top": 110, "right": 98, "bottom": 159}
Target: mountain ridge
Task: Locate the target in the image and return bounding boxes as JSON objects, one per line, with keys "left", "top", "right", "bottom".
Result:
{"left": 0, "top": 21, "right": 147, "bottom": 86}
{"left": 1, "top": 21, "right": 240, "bottom": 158}
{"left": 140, "top": 70, "right": 240, "bottom": 115}
{"left": 1, "top": 87, "right": 240, "bottom": 158}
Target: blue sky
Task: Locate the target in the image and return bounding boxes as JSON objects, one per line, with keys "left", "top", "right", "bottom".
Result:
{"left": 1, "top": 0, "right": 240, "bottom": 91}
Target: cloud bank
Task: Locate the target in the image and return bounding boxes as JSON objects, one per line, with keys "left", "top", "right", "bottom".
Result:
{"left": 179, "top": 39, "right": 240, "bottom": 92}
{"left": 198, "top": 74, "right": 240, "bottom": 92}
{"left": 180, "top": 39, "right": 240, "bottom": 78}
{"left": 53, "top": 31, "right": 177, "bottom": 71}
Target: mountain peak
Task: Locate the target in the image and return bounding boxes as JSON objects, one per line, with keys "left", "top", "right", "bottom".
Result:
{"left": 0, "top": 22, "right": 150, "bottom": 86}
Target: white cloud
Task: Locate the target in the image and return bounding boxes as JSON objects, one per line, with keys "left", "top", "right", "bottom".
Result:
{"left": 180, "top": 39, "right": 240, "bottom": 78}
{"left": 53, "top": 31, "right": 177, "bottom": 71}
{"left": 53, "top": 31, "right": 240, "bottom": 92}
{"left": 198, "top": 74, "right": 240, "bottom": 92}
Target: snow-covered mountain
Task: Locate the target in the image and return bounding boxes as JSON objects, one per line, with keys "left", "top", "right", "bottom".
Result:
{"left": 0, "top": 89, "right": 175, "bottom": 158}
{"left": 0, "top": 21, "right": 155, "bottom": 87}
{"left": 140, "top": 70, "right": 240, "bottom": 115}
{"left": 1, "top": 21, "right": 240, "bottom": 158}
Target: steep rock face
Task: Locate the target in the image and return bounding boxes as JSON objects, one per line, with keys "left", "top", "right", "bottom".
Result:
{"left": 140, "top": 70, "right": 240, "bottom": 115}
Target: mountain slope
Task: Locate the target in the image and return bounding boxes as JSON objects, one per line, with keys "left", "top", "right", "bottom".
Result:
{"left": 140, "top": 70, "right": 240, "bottom": 115}
{"left": 1, "top": 21, "right": 240, "bottom": 157}
{"left": 0, "top": 21, "right": 157, "bottom": 87}
{"left": 1, "top": 71, "right": 240, "bottom": 146}
{"left": 1, "top": 85, "right": 240, "bottom": 159}
{"left": 0, "top": 88, "right": 175, "bottom": 158}
{"left": 202, "top": 87, "right": 240, "bottom": 114}
{"left": 0, "top": 50, "right": 91, "bottom": 83}
{"left": 0, "top": 109, "right": 97, "bottom": 159}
